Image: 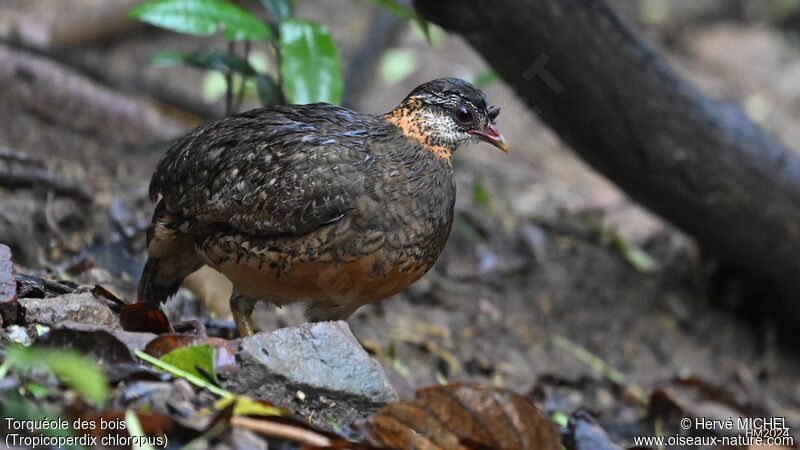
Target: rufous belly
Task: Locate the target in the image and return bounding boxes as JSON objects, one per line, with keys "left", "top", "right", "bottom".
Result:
{"left": 196, "top": 240, "right": 428, "bottom": 308}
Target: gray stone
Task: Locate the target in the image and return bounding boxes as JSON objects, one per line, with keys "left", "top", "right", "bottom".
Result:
{"left": 0, "top": 244, "right": 19, "bottom": 323}
{"left": 6, "top": 325, "right": 31, "bottom": 345}
{"left": 110, "top": 329, "right": 157, "bottom": 353}
{"left": 50, "top": 321, "right": 156, "bottom": 355}
{"left": 225, "top": 321, "right": 397, "bottom": 430}
{"left": 21, "top": 292, "right": 120, "bottom": 329}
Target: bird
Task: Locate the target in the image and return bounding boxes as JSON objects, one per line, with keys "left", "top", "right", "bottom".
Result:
{"left": 138, "top": 78, "right": 508, "bottom": 336}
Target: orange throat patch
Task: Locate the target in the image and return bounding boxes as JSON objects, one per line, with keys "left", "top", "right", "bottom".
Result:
{"left": 385, "top": 105, "right": 453, "bottom": 162}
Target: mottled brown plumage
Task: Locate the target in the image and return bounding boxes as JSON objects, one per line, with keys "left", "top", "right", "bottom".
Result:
{"left": 139, "top": 78, "right": 507, "bottom": 335}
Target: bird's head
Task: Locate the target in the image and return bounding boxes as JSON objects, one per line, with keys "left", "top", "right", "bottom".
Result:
{"left": 386, "top": 78, "right": 508, "bottom": 159}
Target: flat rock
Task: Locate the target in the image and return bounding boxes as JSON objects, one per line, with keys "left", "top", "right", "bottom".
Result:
{"left": 225, "top": 321, "right": 397, "bottom": 430}
{"left": 0, "top": 244, "right": 18, "bottom": 323}
{"left": 110, "top": 329, "right": 158, "bottom": 353}
{"left": 21, "top": 291, "right": 120, "bottom": 329}
{"left": 44, "top": 321, "right": 156, "bottom": 355}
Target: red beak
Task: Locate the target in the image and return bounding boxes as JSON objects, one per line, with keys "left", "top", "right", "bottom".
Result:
{"left": 468, "top": 124, "right": 509, "bottom": 153}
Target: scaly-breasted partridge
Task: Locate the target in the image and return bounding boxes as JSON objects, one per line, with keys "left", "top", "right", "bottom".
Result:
{"left": 139, "top": 78, "right": 507, "bottom": 336}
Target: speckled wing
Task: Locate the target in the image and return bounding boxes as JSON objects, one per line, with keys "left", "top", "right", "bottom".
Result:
{"left": 149, "top": 104, "right": 374, "bottom": 236}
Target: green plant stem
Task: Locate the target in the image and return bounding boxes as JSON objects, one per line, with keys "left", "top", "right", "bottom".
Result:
{"left": 0, "top": 360, "right": 11, "bottom": 380}
{"left": 135, "top": 350, "right": 232, "bottom": 399}
{"left": 552, "top": 335, "right": 647, "bottom": 403}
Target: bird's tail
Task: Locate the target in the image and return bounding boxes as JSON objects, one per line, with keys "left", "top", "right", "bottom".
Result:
{"left": 137, "top": 200, "right": 203, "bottom": 304}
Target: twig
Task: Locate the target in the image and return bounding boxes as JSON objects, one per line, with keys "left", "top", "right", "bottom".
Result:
{"left": 43, "top": 190, "right": 68, "bottom": 248}
{"left": 233, "top": 40, "right": 250, "bottom": 113}
{"left": 342, "top": 7, "right": 405, "bottom": 108}
{"left": 0, "top": 147, "right": 93, "bottom": 203}
{"left": 224, "top": 41, "right": 235, "bottom": 116}
{"left": 230, "top": 416, "right": 332, "bottom": 447}
{"left": 552, "top": 334, "right": 647, "bottom": 403}
{"left": 134, "top": 350, "right": 232, "bottom": 399}
{"left": 273, "top": 40, "right": 284, "bottom": 104}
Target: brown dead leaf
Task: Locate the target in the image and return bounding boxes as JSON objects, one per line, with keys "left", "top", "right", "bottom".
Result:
{"left": 120, "top": 301, "right": 170, "bottom": 334}
{"left": 144, "top": 334, "right": 203, "bottom": 358}
{"left": 90, "top": 284, "right": 126, "bottom": 310}
{"left": 649, "top": 375, "right": 759, "bottom": 438}
{"left": 367, "top": 383, "right": 561, "bottom": 450}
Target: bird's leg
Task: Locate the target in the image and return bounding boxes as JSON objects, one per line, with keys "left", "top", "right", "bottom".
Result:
{"left": 173, "top": 319, "right": 207, "bottom": 338}
{"left": 230, "top": 290, "right": 255, "bottom": 337}
{"left": 305, "top": 300, "right": 360, "bottom": 323}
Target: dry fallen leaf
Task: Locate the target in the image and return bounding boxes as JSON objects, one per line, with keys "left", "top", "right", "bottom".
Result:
{"left": 120, "top": 301, "right": 171, "bottom": 333}
{"left": 144, "top": 333, "right": 238, "bottom": 375}
{"left": 367, "top": 383, "right": 561, "bottom": 450}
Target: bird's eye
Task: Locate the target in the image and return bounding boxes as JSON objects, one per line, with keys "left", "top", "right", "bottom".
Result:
{"left": 454, "top": 106, "right": 474, "bottom": 124}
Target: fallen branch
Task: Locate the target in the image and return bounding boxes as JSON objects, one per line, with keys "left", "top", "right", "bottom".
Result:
{"left": 415, "top": 0, "right": 800, "bottom": 322}
{"left": 230, "top": 416, "right": 332, "bottom": 448}
{"left": 0, "top": 42, "right": 191, "bottom": 144}
{"left": 0, "top": 147, "right": 92, "bottom": 203}
{"left": 13, "top": 0, "right": 141, "bottom": 48}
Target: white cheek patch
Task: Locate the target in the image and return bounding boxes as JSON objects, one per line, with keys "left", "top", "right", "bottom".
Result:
{"left": 466, "top": 134, "right": 482, "bottom": 146}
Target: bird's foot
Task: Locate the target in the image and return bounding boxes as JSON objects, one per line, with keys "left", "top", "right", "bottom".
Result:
{"left": 173, "top": 319, "right": 208, "bottom": 338}
{"left": 230, "top": 291, "right": 256, "bottom": 337}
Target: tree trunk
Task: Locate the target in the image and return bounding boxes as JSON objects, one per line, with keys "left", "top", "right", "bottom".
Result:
{"left": 415, "top": 0, "right": 800, "bottom": 320}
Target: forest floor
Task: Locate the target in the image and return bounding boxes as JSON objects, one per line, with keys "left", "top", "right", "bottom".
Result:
{"left": 1, "top": 1, "right": 799, "bottom": 449}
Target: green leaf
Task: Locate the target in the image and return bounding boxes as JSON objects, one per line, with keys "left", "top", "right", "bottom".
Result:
{"left": 472, "top": 178, "right": 491, "bottom": 207}
{"left": 248, "top": 51, "right": 271, "bottom": 73}
{"left": 2, "top": 393, "right": 82, "bottom": 450}
{"left": 159, "top": 344, "right": 218, "bottom": 384}
{"left": 279, "top": 19, "right": 343, "bottom": 105}
{"left": 551, "top": 411, "right": 569, "bottom": 428}
{"left": 5, "top": 345, "right": 108, "bottom": 407}
{"left": 609, "top": 231, "right": 659, "bottom": 273}
{"left": 260, "top": 0, "right": 293, "bottom": 23}
{"left": 366, "top": 0, "right": 431, "bottom": 42}
{"left": 475, "top": 70, "right": 499, "bottom": 89}
{"left": 24, "top": 382, "right": 51, "bottom": 399}
{"left": 325, "top": 413, "right": 341, "bottom": 434}
{"left": 130, "top": 0, "right": 273, "bottom": 41}
{"left": 151, "top": 51, "right": 256, "bottom": 75}
{"left": 367, "top": 0, "right": 416, "bottom": 18}
{"left": 136, "top": 351, "right": 285, "bottom": 417}
{"left": 256, "top": 74, "right": 283, "bottom": 105}
{"left": 202, "top": 71, "right": 228, "bottom": 103}
{"left": 215, "top": 395, "right": 284, "bottom": 416}
{"left": 379, "top": 49, "right": 417, "bottom": 85}
{"left": 125, "top": 410, "right": 156, "bottom": 450}
{"left": 136, "top": 350, "right": 231, "bottom": 398}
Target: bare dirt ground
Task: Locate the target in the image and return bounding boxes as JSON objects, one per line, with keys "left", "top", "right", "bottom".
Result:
{"left": 1, "top": 1, "right": 799, "bottom": 448}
